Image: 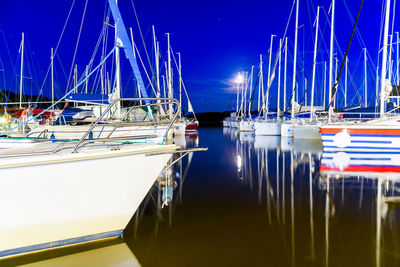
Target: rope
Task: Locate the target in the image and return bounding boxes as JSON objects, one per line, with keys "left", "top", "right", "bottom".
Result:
{"left": 329, "top": 0, "right": 364, "bottom": 108}
{"left": 65, "top": 0, "right": 89, "bottom": 94}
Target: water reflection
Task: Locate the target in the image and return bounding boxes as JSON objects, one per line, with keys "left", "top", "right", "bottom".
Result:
{"left": 17, "top": 128, "right": 399, "bottom": 266}
{"left": 221, "top": 127, "right": 400, "bottom": 267}
{"left": 321, "top": 151, "right": 400, "bottom": 267}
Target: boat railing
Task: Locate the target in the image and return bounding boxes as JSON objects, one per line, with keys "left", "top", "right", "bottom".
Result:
{"left": 72, "top": 98, "right": 180, "bottom": 153}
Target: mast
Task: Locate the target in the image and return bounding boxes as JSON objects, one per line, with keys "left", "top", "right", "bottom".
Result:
{"left": 277, "top": 38, "right": 282, "bottom": 119}
{"left": 178, "top": 52, "right": 182, "bottom": 115}
{"left": 19, "top": 32, "right": 24, "bottom": 108}
{"left": 166, "top": 33, "right": 173, "bottom": 119}
{"left": 324, "top": 61, "right": 327, "bottom": 109}
{"left": 284, "top": 38, "right": 288, "bottom": 114}
{"left": 396, "top": 32, "right": 400, "bottom": 85}
{"left": 85, "top": 65, "right": 89, "bottom": 94}
{"left": 236, "top": 74, "right": 240, "bottom": 115}
{"left": 51, "top": 47, "right": 54, "bottom": 107}
{"left": 259, "top": 55, "right": 264, "bottom": 114}
{"left": 152, "top": 26, "right": 161, "bottom": 98}
{"left": 388, "top": 34, "right": 393, "bottom": 82}
{"left": 74, "top": 65, "right": 78, "bottom": 92}
{"left": 397, "top": 32, "right": 399, "bottom": 84}
{"left": 258, "top": 55, "right": 262, "bottom": 112}
{"left": 364, "top": 48, "right": 368, "bottom": 107}
{"left": 291, "top": 0, "right": 299, "bottom": 120}
{"left": 114, "top": 0, "right": 121, "bottom": 117}
{"left": 328, "top": 0, "right": 335, "bottom": 122}
{"left": 310, "top": 6, "right": 320, "bottom": 122}
{"left": 345, "top": 58, "right": 348, "bottom": 108}
{"left": 266, "top": 34, "right": 276, "bottom": 117}
{"left": 380, "top": 0, "right": 391, "bottom": 117}
{"left": 249, "top": 65, "right": 254, "bottom": 117}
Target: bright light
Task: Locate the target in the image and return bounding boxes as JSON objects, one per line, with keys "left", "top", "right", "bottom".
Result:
{"left": 237, "top": 155, "right": 242, "bottom": 172}
{"left": 235, "top": 73, "right": 244, "bottom": 84}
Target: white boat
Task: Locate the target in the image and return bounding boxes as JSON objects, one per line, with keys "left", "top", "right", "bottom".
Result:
{"left": 0, "top": 139, "right": 177, "bottom": 258}
{"left": 293, "top": 121, "right": 321, "bottom": 140}
{"left": 239, "top": 119, "right": 254, "bottom": 132}
{"left": 254, "top": 119, "right": 281, "bottom": 135}
{"left": 281, "top": 121, "right": 294, "bottom": 137}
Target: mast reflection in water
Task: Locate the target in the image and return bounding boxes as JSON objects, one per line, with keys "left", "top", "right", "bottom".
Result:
{"left": 125, "top": 127, "right": 400, "bottom": 267}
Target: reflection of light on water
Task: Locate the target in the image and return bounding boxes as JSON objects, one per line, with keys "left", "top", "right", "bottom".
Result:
{"left": 237, "top": 155, "right": 242, "bottom": 172}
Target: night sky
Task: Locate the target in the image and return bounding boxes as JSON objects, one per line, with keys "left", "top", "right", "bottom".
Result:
{"left": 0, "top": 0, "right": 396, "bottom": 112}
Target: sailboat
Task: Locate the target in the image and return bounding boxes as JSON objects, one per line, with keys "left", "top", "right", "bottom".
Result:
{"left": 320, "top": 0, "right": 400, "bottom": 152}
{"left": 0, "top": 0, "right": 183, "bottom": 258}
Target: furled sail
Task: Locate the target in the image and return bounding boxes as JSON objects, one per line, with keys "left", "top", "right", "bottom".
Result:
{"left": 107, "top": 0, "right": 149, "bottom": 103}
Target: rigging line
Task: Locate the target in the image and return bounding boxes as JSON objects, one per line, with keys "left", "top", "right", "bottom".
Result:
{"left": 130, "top": 0, "right": 156, "bottom": 85}
{"left": 258, "top": 0, "right": 296, "bottom": 116}
{"left": 170, "top": 47, "right": 197, "bottom": 117}
{"left": 65, "top": 0, "right": 89, "bottom": 94}
{"left": 34, "top": 0, "right": 77, "bottom": 106}
{"left": 134, "top": 43, "right": 157, "bottom": 96}
{"left": 329, "top": 0, "right": 364, "bottom": 109}
{"left": 341, "top": 0, "right": 377, "bottom": 71}
{"left": 0, "top": 46, "right": 116, "bottom": 137}
{"left": 0, "top": 30, "right": 16, "bottom": 74}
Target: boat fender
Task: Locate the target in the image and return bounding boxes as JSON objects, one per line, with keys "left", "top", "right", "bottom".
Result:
{"left": 89, "top": 131, "right": 93, "bottom": 140}
{"left": 50, "top": 134, "right": 55, "bottom": 143}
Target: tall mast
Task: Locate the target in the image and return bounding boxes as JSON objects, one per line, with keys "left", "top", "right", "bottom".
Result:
{"left": 236, "top": 75, "right": 240, "bottom": 115}
{"left": 51, "top": 47, "right": 54, "bottom": 107}
{"left": 284, "top": 38, "right": 288, "bottom": 113}
{"left": 291, "top": 0, "right": 299, "bottom": 120}
{"left": 364, "top": 48, "right": 368, "bottom": 107}
{"left": 344, "top": 58, "right": 348, "bottom": 108}
{"left": 258, "top": 55, "right": 262, "bottom": 112}
{"left": 323, "top": 61, "right": 327, "bottom": 109}
{"left": 397, "top": 32, "right": 399, "bottom": 84}
{"left": 328, "top": 0, "right": 335, "bottom": 122}
{"left": 178, "top": 52, "right": 182, "bottom": 116}
{"left": 114, "top": 0, "right": 121, "bottom": 117}
{"left": 260, "top": 55, "right": 264, "bottom": 114}
{"left": 277, "top": 38, "right": 282, "bottom": 119}
{"left": 249, "top": 65, "right": 254, "bottom": 117}
{"left": 152, "top": 26, "right": 160, "bottom": 97}
{"left": 388, "top": 35, "right": 393, "bottom": 82}
{"left": 380, "top": 0, "right": 391, "bottom": 116}
{"left": 266, "top": 34, "right": 276, "bottom": 117}
{"left": 166, "top": 33, "right": 173, "bottom": 119}
{"left": 85, "top": 65, "right": 89, "bottom": 94}
{"left": 19, "top": 32, "right": 25, "bottom": 108}
{"left": 310, "top": 6, "right": 320, "bottom": 122}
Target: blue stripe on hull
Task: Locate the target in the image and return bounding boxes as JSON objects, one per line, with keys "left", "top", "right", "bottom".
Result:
{"left": 0, "top": 229, "right": 123, "bottom": 258}
{"left": 321, "top": 139, "right": 392, "bottom": 144}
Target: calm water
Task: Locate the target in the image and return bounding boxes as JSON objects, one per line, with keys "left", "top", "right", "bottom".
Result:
{"left": 4, "top": 127, "right": 400, "bottom": 266}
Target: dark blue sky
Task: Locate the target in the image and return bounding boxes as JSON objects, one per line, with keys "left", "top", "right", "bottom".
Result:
{"left": 0, "top": 0, "right": 396, "bottom": 112}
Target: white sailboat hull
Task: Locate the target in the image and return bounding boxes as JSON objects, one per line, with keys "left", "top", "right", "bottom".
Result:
{"left": 281, "top": 122, "right": 294, "bottom": 137}
{"left": 0, "top": 144, "right": 176, "bottom": 258}
{"left": 239, "top": 120, "right": 254, "bottom": 132}
{"left": 293, "top": 124, "right": 321, "bottom": 140}
{"left": 254, "top": 121, "right": 281, "bottom": 136}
